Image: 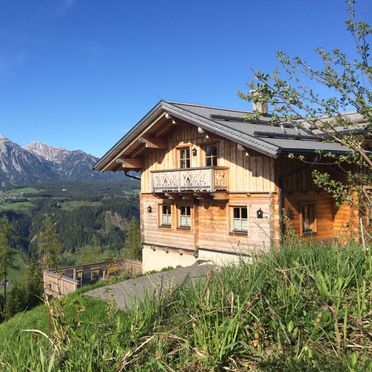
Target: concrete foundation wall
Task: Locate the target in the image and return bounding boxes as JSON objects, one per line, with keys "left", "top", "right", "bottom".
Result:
{"left": 198, "top": 249, "right": 252, "bottom": 266}
{"left": 142, "top": 246, "right": 254, "bottom": 272}
{"left": 142, "top": 247, "right": 196, "bottom": 272}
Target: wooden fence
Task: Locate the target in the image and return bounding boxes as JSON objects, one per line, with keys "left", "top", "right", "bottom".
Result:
{"left": 43, "top": 271, "right": 79, "bottom": 298}
{"left": 43, "top": 259, "right": 142, "bottom": 298}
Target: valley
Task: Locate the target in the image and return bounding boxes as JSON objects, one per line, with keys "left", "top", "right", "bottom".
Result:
{"left": 0, "top": 180, "right": 140, "bottom": 300}
{"left": 0, "top": 133, "right": 141, "bottom": 321}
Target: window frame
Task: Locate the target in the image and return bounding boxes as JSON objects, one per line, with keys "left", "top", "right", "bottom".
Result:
{"left": 300, "top": 203, "right": 317, "bottom": 236}
{"left": 204, "top": 144, "right": 218, "bottom": 167}
{"left": 177, "top": 205, "right": 192, "bottom": 230}
{"left": 178, "top": 147, "right": 191, "bottom": 169}
{"left": 230, "top": 206, "right": 248, "bottom": 235}
{"left": 159, "top": 204, "right": 172, "bottom": 228}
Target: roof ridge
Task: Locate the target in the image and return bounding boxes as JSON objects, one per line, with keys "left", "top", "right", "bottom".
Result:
{"left": 164, "top": 100, "right": 251, "bottom": 114}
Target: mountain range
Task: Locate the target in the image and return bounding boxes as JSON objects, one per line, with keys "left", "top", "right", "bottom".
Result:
{"left": 0, "top": 135, "right": 125, "bottom": 186}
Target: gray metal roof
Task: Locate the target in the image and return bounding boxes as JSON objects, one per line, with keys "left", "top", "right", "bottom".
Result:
{"left": 171, "top": 102, "right": 350, "bottom": 155}
{"left": 95, "top": 100, "right": 353, "bottom": 171}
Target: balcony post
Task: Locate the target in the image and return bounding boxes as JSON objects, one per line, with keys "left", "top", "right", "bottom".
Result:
{"left": 210, "top": 168, "right": 215, "bottom": 192}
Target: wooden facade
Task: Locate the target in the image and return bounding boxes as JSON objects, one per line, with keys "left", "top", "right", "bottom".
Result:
{"left": 140, "top": 124, "right": 275, "bottom": 194}
{"left": 140, "top": 123, "right": 361, "bottom": 267}
{"left": 96, "top": 102, "right": 362, "bottom": 271}
{"left": 276, "top": 157, "right": 360, "bottom": 241}
{"left": 138, "top": 123, "right": 280, "bottom": 266}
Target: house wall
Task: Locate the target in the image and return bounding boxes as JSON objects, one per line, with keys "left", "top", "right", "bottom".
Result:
{"left": 140, "top": 192, "right": 274, "bottom": 271}
{"left": 284, "top": 191, "right": 335, "bottom": 240}
{"left": 140, "top": 124, "right": 275, "bottom": 193}
{"left": 138, "top": 126, "right": 360, "bottom": 272}
{"left": 277, "top": 157, "right": 360, "bottom": 242}
{"left": 139, "top": 124, "right": 278, "bottom": 271}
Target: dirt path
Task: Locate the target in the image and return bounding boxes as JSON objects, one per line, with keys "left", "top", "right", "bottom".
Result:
{"left": 85, "top": 263, "right": 214, "bottom": 310}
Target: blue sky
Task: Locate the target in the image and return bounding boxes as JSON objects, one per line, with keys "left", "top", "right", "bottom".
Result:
{"left": 0, "top": 0, "right": 370, "bottom": 156}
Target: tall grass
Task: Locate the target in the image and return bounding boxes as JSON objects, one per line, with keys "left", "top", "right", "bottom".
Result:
{"left": 0, "top": 241, "right": 371, "bottom": 371}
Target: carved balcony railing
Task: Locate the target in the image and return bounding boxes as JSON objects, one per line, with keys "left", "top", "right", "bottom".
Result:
{"left": 151, "top": 167, "right": 229, "bottom": 193}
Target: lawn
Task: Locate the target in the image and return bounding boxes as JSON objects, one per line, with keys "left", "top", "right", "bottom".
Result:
{"left": 0, "top": 201, "right": 34, "bottom": 212}
{"left": 9, "top": 187, "right": 39, "bottom": 195}
{"left": 61, "top": 200, "right": 102, "bottom": 211}
{"left": 0, "top": 242, "right": 370, "bottom": 371}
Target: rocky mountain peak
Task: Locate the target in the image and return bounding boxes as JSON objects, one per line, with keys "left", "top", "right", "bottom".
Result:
{"left": 26, "top": 141, "right": 68, "bottom": 163}
{"left": 0, "top": 136, "right": 126, "bottom": 186}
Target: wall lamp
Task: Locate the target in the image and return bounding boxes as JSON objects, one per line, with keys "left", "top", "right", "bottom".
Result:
{"left": 256, "top": 208, "right": 264, "bottom": 219}
{"left": 192, "top": 148, "right": 197, "bottom": 156}
{"left": 147, "top": 205, "right": 152, "bottom": 213}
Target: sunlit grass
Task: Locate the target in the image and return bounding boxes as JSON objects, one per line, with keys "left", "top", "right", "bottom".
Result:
{"left": 0, "top": 241, "right": 370, "bottom": 371}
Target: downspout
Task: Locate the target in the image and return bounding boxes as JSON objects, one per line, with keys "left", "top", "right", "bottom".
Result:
{"left": 277, "top": 154, "right": 320, "bottom": 245}
{"left": 124, "top": 170, "right": 141, "bottom": 181}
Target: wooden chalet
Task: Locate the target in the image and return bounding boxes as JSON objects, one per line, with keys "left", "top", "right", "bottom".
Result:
{"left": 95, "top": 101, "right": 363, "bottom": 272}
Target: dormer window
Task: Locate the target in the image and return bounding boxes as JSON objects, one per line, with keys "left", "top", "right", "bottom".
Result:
{"left": 179, "top": 148, "right": 191, "bottom": 169}
{"left": 205, "top": 145, "right": 218, "bottom": 167}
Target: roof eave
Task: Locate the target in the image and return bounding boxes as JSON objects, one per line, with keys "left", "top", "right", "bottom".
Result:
{"left": 278, "top": 148, "right": 350, "bottom": 156}
{"left": 95, "top": 100, "right": 283, "bottom": 172}
{"left": 94, "top": 101, "right": 168, "bottom": 171}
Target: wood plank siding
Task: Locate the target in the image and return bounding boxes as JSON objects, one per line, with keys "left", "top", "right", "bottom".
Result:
{"left": 141, "top": 193, "right": 274, "bottom": 256}
{"left": 139, "top": 124, "right": 278, "bottom": 257}
{"left": 138, "top": 123, "right": 360, "bottom": 261}
{"left": 276, "top": 157, "right": 360, "bottom": 242}
{"left": 140, "top": 124, "right": 275, "bottom": 194}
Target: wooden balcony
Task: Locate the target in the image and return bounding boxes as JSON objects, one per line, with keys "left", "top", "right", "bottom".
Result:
{"left": 151, "top": 167, "right": 229, "bottom": 193}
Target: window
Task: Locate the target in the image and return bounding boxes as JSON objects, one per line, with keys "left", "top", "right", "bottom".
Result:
{"left": 205, "top": 145, "right": 218, "bottom": 167}
{"left": 160, "top": 205, "right": 172, "bottom": 227}
{"left": 179, "top": 148, "right": 190, "bottom": 169}
{"left": 231, "top": 206, "right": 248, "bottom": 233}
{"left": 178, "top": 205, "right": 191, "bottom": 228}
{"left": 301, "top": 204, "right": 316, "bottom": 235}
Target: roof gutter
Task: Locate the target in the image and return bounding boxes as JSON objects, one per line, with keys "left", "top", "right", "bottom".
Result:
{"left": 277, "top": 148, "right": 350, "bottom": 156}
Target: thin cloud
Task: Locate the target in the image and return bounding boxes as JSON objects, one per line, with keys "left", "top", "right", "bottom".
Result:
{"left": 65, "top": 0, "right": 77, "bottom": 8}
{"left": 60, "top": 0, "right": 78, "bottom": 14}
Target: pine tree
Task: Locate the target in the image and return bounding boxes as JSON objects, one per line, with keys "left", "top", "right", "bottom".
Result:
{"left": 5, "top": 257, "right": 43, "bottom": 318}
{"left": 0, "top": 217, "right": 18, "bottom": 309}
{"left": 37, "top": 216, "right": 62, "bottom": 270}
{"left": 122, "top": 218, "right": 141, "bottom": 260}
{"left": 77, "top": 236, "right": 102, "bottom": 264}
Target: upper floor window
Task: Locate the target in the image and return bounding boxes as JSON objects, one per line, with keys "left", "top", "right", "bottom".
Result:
{"left": 160, "top": 205, "right": 172, "bottom": 227}
{"left": 178, "top": 205, "right": 191, "bottom": 229}
{"left": 301, "top": 204, "right": 316, "bottom": 235}
{"left": 179, "top": 148, "right": 190, "bottom": 169}
{"left": 205, "top": 145, "right": 218, "bottom": 167}
{"left": 231, "top": 206, "right": 248, "bottom": 233}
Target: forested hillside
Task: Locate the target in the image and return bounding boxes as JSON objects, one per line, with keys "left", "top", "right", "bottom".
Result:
{"left": 0, "top": 180, "right": 140, "bottom": 321}
{"left": 0, "top": 181, "right": 139, "bottom": 262}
